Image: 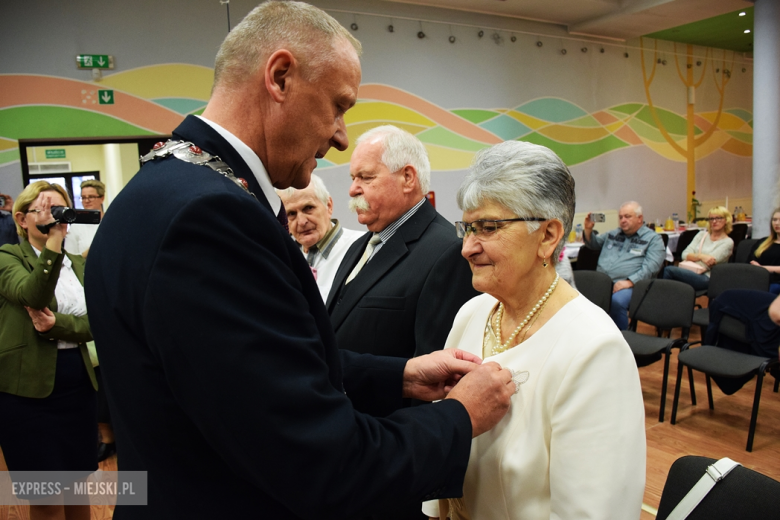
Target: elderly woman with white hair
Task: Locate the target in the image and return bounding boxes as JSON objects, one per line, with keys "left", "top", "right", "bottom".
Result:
{"left": 424, "top": 141, "right": 646, "bottom": 520}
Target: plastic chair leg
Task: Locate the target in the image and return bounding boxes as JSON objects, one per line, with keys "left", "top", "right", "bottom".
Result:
{"left": 671, "top": 361, "right": 685, "bottom": 425}
{"left": 688, "top": 366, "right": 696, "bottom": 406}
{"left": 706, "top": 375, "right": 714, "bottom": 410}
{"left": 659, "top": 351, "right": 671, "bottom": 422}
{"left": 747, "top": 372, "right": 765, "bottom": 452}
{"left": 774, "top": 378, "right": 778, "bottom": 393}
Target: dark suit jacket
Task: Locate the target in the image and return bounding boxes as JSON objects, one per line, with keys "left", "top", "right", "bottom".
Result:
{"left": 84, "top": 115, "right": 472, "bottom": 520}
{"left": 327, "top": 201, "right": 479, "bottom": 361}
{"left": 0, "top": 240, "right": 95, "bottom": 397}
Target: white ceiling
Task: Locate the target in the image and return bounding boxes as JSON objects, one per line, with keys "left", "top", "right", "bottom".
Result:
{"left": 378, "top": 0, "right": 754, "bottom": 41}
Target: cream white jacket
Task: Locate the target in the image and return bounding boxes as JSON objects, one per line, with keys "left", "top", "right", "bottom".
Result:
{"left": 423, "top": 294, "right": 646, "bottom": 520}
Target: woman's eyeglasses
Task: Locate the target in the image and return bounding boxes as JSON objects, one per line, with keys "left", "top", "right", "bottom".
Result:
{"left": 455, "top": 218, "right": 547, "bottom": 238}
{"left": 708, "top": 216, "right": 725, "bottom": 222}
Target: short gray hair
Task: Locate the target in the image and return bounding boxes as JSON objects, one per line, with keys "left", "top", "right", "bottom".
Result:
{"left": 356, "top": 125, "right": 431, "bottom": 194}
{"left": 457, "top": 141, "right": 575, "bottom": 263}
{"left": 276, "top": 173, "right": 330, "bottom": 205}
{"left": 214, "top": 1, "right": 361, "bottom": 88}
{"left": 620, "top": 201, "right": 643, "bottom": 217}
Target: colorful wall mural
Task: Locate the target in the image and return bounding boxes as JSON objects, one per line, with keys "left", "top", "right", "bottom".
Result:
{"left": 1, "top": 0, "right": 755, "bottom": 225}
{"left": 0, "top": 67, "right": 752, "bottom": 173}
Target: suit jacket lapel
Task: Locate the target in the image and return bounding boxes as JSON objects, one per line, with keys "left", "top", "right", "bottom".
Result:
{"left": 19, "top": 240, "right": 38, "bottom": 271}
{"left": 329, "top": 201, "right": 438, "bottom": 331}
{"left": 326, "top": 233, "right": 369, "bottom": 310}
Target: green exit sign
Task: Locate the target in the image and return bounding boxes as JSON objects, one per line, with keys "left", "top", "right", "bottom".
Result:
{"left": 45, "top": 149, "right": 66, "bottom": 159}
{"left": 98, "top": 90, "right": 114, "bottom": 105}
{"left": 76, "top": 54, "right": 114, "bottom": 69}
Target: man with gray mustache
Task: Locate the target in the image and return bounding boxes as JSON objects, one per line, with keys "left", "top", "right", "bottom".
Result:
{"left": 326, "top": 125, "right": 478, "bottom": 519}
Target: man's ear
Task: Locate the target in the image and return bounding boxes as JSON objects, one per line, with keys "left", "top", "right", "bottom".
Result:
{"left": 400, "top": 165, "right": 418, "bottom": 194}
{"left": 265, "top": 49, "right": 296, "bottom": 103}
{"left": 326, "top": 196, "right": 334, "bottom": 216}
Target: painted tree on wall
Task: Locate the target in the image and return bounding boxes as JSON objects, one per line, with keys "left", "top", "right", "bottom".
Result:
{"left": 640, "top": 38, "right": 734, "bottom": 220}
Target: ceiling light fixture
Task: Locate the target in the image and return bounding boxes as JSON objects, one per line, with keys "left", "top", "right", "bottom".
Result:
{"left": 744, "top": 29, "right": 751, "bottom": 34}
{"left": 739, "top": 12, "right": 746, "bottom": 16}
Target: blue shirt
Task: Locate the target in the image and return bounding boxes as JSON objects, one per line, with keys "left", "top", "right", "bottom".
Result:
{"left": 584, "top": 225, "right": 665, "bottom": 284}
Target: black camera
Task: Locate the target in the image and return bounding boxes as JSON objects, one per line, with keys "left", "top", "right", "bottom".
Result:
{"left": 36, "top": 206, "right": 101, "bottom": 234}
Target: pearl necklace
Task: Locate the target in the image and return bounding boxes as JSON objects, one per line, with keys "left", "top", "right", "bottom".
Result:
{"left": 492, "top": 273, "right": 559, "bottom": 355}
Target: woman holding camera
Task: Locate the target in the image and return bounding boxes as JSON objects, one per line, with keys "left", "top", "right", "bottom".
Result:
{"left": 0, "top": 181, "right": 97, "bottom": 520}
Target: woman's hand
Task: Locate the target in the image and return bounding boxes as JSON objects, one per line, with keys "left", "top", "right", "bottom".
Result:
{"left": 34, "top": 193, "right": 68, "bottom": 253}
{"left": 750, "top": 260, "right": 775, "bottom": 272}
{"left": 698, "top": 253, "right": 717, "bottom": 267}
{"left": 24, "top": 306, "right": 56, "bottom": 333}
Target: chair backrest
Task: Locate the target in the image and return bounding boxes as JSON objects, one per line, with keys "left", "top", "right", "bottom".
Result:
{"left": 728, "top": 223, "right": 749, "bottom": 262}
{"left": 576, "top": 245, "right": 601, "bottom": 271}
{"left": 660, "top": 232, "right": 669, "bottom": 249}
{"left": 628, "top": 278, "right": 695, "bottom": 331}
{"left": 656, "top": 456, "right": 780, "bottom": 520}
{"left": 734, "top": 238, "right": 759, "bottom": 263}
{"left": 730, "top": 223, "right": 749, "bottom": 241}
{"left": 675, "top": 229, "right": 700, "bottom": 261}
{"left": 573, "top": 270, "right": 612, "bottom": 313}
{"left": 707, "top": 263, "right": 771, "bottom": 301}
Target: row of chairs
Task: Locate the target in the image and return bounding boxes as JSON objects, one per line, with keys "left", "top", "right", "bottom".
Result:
{"left": 575, "top": 264, "right": 776, "bottom": 451}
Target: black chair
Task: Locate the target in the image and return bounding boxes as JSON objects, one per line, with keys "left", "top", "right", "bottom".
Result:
{"left": 657, "top": 232, "right": 671, "bottom": 277}
{"left": 573, "top": 270, "right": 612, "bottom": 313}
{"left": 671, "top": 313, "right": 779, "bottom": 451}
{"left": 674, "top": 229, "right": 700, "bottom": 264}
{"left": 728, "top": 223, "right": 749, "bottom": 262}
{"left": 656, "top": 456, "right": 780, "bottom": 519}
{"left": 622, "top": 279, "right": 696, "bottom": 422}
{"left": 734, "top": 238, "right": 760, "bottom": 264}
{"left": 575, "top": 244, "right": 601, "bottom": 271}
{"left": 691, "top": 263, "right": 770, "bottom": 337}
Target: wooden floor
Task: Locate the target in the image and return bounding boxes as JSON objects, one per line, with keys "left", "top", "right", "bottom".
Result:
{"left": 2, "top": 321, "right": 779, "bottom": 519}
{"left": 637, "top": 320, "right": 780, "bottom": 519}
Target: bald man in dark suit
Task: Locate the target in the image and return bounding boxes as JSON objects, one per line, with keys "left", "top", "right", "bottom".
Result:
{"left": 84, "top": 3, "right": 513, "bottom": 519}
